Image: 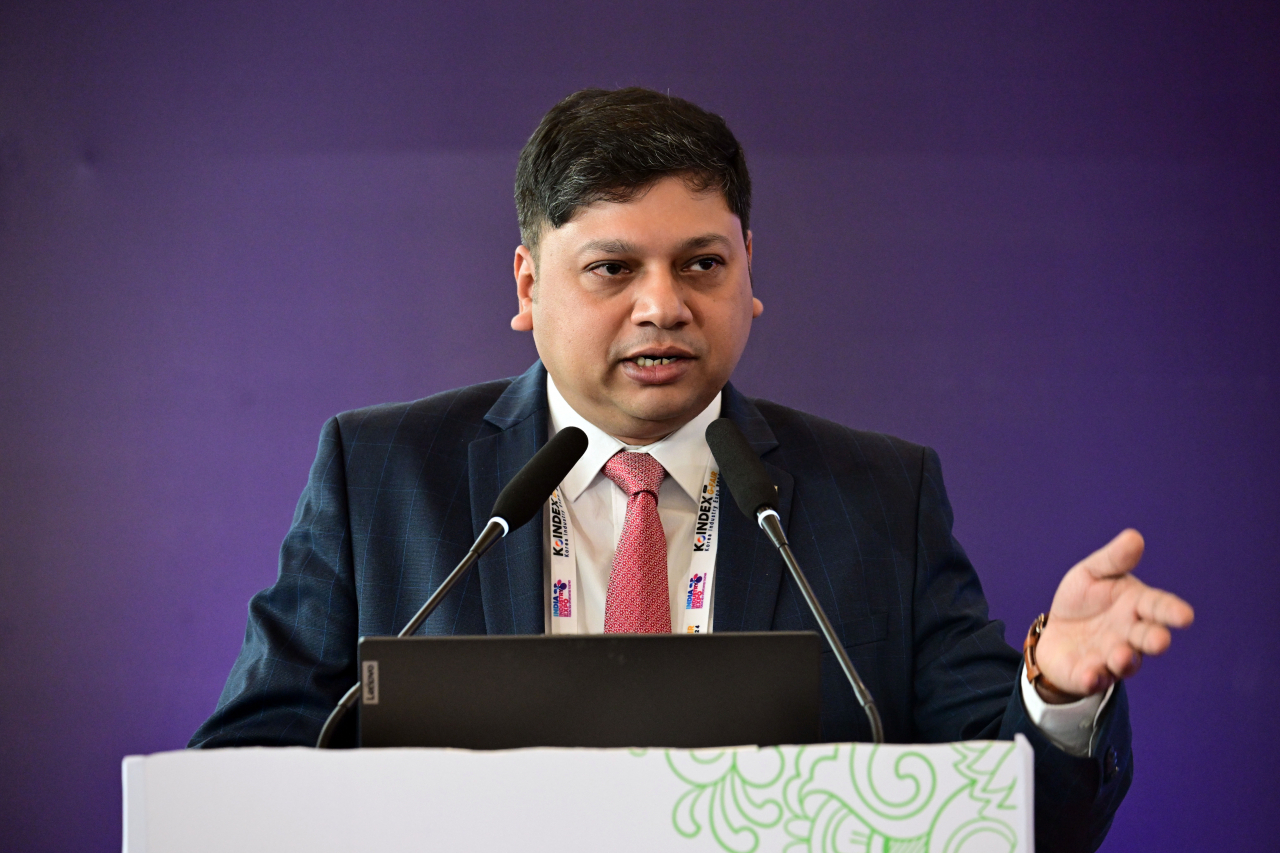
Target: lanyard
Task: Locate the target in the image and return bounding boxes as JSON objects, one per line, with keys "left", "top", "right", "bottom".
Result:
{"left": 547, "top": 458, "right": 722, "bottom": 635}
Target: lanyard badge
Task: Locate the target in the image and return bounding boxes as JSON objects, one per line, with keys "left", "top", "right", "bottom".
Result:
{"left": 547, "top": 460, "right": 721, "bottom": 635}
{"left": 681, "top": 466, "right": 720, "bottom": 633}
{"left": 547, "top": 486, "right": 581, "bottom": 634}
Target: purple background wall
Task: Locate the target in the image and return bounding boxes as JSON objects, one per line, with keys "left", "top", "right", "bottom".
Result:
{"left": 1, "top": 2, "right": 1276, "bottom": 850}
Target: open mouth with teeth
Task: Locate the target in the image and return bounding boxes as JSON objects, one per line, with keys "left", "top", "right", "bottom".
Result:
{"left": 621, "top": 353, "right": 692, "bottom": 384}
{"left": 630, "top": 356, "right": 681, "bottom": 367}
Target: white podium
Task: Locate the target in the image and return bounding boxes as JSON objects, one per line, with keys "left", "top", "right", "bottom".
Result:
{"left": 123, "top": 736, "right": 1033, "bottom": 852}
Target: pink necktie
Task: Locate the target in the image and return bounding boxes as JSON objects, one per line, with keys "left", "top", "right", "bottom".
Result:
{"left": 602, "top": 451, "right": 671, "bottom": 634}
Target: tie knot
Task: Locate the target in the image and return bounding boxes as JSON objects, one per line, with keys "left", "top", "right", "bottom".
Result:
{"left": 602, "top": 451, "right": 667, "bottom": 497}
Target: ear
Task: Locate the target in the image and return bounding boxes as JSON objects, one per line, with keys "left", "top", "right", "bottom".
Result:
{"left": 511, "top": 245, "right": 536, "bottom": 331}
{"left": 745, "top": 230, "right": 763, "bottom": 318}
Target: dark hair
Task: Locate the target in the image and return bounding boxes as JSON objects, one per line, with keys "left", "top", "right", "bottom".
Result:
{"left": 515, "top": 88, "right": 751, "bottom": 252}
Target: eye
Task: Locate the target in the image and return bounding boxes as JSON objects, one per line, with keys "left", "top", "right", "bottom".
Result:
{"left": 589, "top": 261, "right": 629, "bottom": 277}
{"left": 687, "top": 256, "right": 722, "bottom": 272}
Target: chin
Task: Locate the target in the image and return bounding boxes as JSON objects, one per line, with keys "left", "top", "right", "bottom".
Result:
{"left": 621, "top": 390, "right": 710, "bottom": 426}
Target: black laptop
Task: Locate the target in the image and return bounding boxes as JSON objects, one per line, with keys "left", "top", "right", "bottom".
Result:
{"left": 357, "top": 632, "right": 821, "bottom": 749}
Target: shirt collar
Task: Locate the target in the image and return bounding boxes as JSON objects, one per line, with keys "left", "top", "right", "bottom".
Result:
{"left": 547, "top": 373, "right": 722, "bottom": 503}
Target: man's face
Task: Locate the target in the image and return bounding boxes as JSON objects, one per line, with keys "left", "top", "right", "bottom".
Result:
{"left": 512, "top": 176, "right": 762, "bottom": 444}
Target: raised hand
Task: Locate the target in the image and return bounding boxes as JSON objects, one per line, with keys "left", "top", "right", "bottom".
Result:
{"left": 1033, "top": 529, "right": 1195, "bottom": 702}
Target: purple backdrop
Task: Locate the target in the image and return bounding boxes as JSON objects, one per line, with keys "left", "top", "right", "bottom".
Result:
{"left": 2, "top": 2, "right": 1276, "bottom": 850}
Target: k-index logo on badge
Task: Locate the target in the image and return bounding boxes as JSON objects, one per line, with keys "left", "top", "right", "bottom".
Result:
{"left": 549, "top": 490, "right": 569, "bottom": 557}
{"left": 552, "top": 579, "right": 572, "bottom": 618}
{"left": 693, "top": 472, "right": 718, "bottom": 551}
{"left": 685, "top": 573, "right": 706, "bottom": 610}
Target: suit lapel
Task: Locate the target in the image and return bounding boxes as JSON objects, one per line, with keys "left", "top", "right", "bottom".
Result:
{"left": 469, "top": 362, "right": 549, "bottom": 635}
{"left": 712, "top": 384, "right": 793, "bottom": 632}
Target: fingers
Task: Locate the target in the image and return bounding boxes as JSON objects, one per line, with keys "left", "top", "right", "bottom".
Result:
{"left": 1081, "top": 528, "right": 1145, "bottom": 580}
{"left": 1047, "top": 609, "right": 1181, "bottom": 695}
{"left": 1072, "top": 662, "right": 1114, "bottom": 697}
{"left": 1107, "top": 644, "right": 1143, "bottom": 680}
{"left": 1065, "top": 614, "right": 1178, "bottom": 691}
{"left": 1135, "top": 585, "right": 1195, "bottom": 629}
{"left": 1128, "top": 620, "right": 1173, "bottom": 655}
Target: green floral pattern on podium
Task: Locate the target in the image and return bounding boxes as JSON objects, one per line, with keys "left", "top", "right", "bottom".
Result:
{"left": 655, "top": 741, "right": 1025, "bottom": 853}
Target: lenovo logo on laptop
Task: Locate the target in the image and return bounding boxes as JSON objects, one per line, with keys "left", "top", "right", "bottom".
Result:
{"left": 362, "top": 661, "right": 379, "bottom": 705}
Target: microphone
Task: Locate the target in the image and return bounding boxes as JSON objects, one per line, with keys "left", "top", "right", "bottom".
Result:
{"left": 316, "top": 426, "right": 589, "bottom": 748}
{"left": 706, "top": 418, "right": 885, "bottom": 744}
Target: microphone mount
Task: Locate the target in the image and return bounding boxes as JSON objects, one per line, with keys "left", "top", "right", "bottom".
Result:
{"left": 757, "top": 508, "right": 884, "bottom": 744}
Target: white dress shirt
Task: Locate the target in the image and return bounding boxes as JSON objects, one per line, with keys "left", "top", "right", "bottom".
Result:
{"left": 544, "top": 374, "right": 721, "bottom": 633}
{"left": 542, "top": 374, "right": 1106, "bottom": 756}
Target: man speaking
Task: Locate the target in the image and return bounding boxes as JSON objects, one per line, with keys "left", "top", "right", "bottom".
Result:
{"left": 190, "top": 88, "right": 1193, "bottom": 851}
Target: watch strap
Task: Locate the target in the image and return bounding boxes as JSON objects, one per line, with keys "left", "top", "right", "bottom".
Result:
{"left": 1023, "top": 612, "right": 1077, "bottom": 700}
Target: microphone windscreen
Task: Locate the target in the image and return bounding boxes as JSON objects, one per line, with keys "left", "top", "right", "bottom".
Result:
{"left": 490, "top": 426, "right": 588, "bottom": 529}
{"left": 706, "top": 418, "right": 777, "bottom": 518}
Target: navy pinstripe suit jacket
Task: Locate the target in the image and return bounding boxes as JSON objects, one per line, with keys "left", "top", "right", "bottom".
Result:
{"left": 191, "top": 361, "right": 1131, "bottom": 851}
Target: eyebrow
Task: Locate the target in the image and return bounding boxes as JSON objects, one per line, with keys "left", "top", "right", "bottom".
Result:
{"left": 679, "top": 233, "right": 733, "bottom": 253}
{"left": 577, "top": 238, "right": 638, "bottom": 256}
{"left": 576, "top": 233, "right": 733, "bottom": 257}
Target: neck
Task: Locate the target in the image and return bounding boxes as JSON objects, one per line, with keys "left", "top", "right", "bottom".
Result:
{"left": 611, "top": 431, "right": 671, "bottom": 448}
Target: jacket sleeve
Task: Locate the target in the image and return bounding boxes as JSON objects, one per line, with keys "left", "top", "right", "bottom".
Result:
{"left": 911, "top": 446, "right": 1132, "bottom": 852}
{"left": 188, "top": 416, "right": 359, "bottom": 748}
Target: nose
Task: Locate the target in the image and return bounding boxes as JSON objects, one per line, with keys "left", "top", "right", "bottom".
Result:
{"left": 630, "top": 268, "right": 693, "bottom": 329}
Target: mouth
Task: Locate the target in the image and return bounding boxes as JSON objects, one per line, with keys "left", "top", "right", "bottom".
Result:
{"left": 621, "top": 346, "right": 695, "bottom": 365}
{"left": 630, "top": 355, "right": 682, "bottom": 367}
{"left": 619, "top": 348, "right": 696, "bottom": 385}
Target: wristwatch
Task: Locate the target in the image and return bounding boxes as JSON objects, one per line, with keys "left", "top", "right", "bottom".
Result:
{"left": 1023, "top": 612, "right": 1075, "bottom": 699}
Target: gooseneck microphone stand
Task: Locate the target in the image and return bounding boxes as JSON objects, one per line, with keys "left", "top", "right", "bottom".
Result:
{"left": 314, "top": 517, "right": 510, "bottom": 749}
{"left": 315, "top": 426, "right": 589, "bottom": 749}
{"left": 707, "top": 418, "right": 885, "bottom": 744}
{"left": 757, "top": 506, "right": 885, "bottom": 744}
